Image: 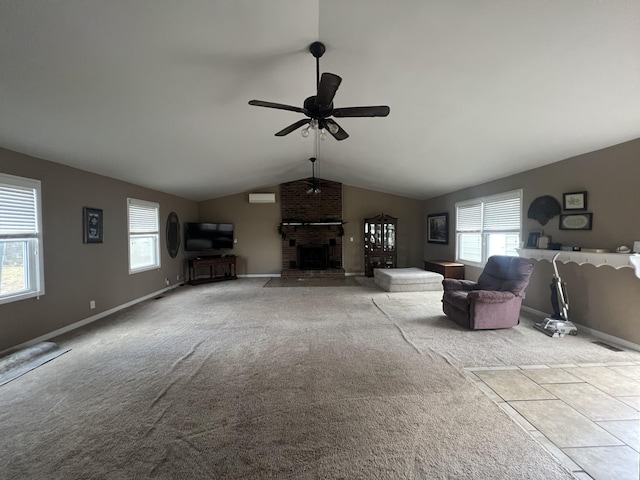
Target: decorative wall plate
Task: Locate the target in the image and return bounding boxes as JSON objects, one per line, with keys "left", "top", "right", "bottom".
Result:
{"left": 559, "top": 213, "right": 592, "bottom": 230}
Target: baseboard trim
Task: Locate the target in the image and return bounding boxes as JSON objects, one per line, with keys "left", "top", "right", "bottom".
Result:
{"left": 1, "top": 285, "right": 176, "bottom": 357}
{"left": 521, "top": 305, "right": 640, "bottom": 352}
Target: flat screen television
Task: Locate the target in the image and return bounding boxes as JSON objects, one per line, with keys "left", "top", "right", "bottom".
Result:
{"left": 184, "top": 223, "right": 234, "bottom": 251}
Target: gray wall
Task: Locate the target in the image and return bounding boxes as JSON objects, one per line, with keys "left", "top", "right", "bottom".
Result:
{"left": 0, "top": 148, "right": 198, "bottom": 352}
{"left": 342, "top": 186, "right": 424, "bottom": 273}
{"left": 423, "top": 138, "right": 640, "bottom": 345}
{"left": 198, "top": 184, "right": 425, "bottom": 276}
{"left": 197, "top": 187, "right": 282, "bottom": 276}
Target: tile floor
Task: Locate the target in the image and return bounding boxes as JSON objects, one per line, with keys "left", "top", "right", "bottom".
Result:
{"left": 465, "top": 362, "right": 640, "bottom": 480}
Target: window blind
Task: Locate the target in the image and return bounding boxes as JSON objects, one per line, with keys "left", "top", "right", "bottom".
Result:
{"left": 483, "top": 196, "right": 521, "bottom": 231}
{"left": 128, "top": 200, "right": 159, "bottom": 234}
{"left": 456, "top": 203, "right": 482, "bottom": 231}
{"left": 0, "top": 184, "right": 38, "bottom": 236}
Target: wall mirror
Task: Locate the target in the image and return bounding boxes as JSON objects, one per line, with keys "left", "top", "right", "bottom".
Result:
{"left": 166, "top": 212, "right": 180, "bottom": 258}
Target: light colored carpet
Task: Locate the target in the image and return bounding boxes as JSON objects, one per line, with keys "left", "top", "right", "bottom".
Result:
{"left": 2, "top": 278, "right": 638, "bottom": 479}
{"left": 0, "top": 341, "right": 70, "bottom": 386}
{"left": 264, "top": 276, "right": 360, "bottom": 287}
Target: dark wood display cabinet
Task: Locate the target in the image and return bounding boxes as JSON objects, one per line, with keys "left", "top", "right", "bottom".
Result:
{"left": 364, "top": 214, "right": 397, "bottom": 277}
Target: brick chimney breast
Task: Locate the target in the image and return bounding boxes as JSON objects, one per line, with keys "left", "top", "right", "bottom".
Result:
{"left": 280, "top": 178, "right": 344, "bottom": 277}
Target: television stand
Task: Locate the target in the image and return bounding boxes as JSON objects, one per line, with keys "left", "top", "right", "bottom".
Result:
{"left": 188, "top": 255, "right": 237, "bottom": 285}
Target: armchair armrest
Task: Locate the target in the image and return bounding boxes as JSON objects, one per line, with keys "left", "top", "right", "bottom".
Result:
{"left": 467, "top": 290, "right": 516, "bottom": 303}
{"left": 443, "top": 279, "right": 478, "bottom": 292}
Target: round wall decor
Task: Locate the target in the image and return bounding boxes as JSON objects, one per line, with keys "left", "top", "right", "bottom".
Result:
{"left": 166, "top": 212, "right": 180, "bottom": 258}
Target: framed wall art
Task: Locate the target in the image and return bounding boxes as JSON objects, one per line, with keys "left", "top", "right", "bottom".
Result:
{"left": 427, "top": 212, "right": 449, "bottom": 244}
{"left": 526, "top": 231, "right": 542, "bottom": 248}
{"left": 83, "top": 207, "right": 103, "bottom": 243}
{"left": 559, "top": 213, "right": 592, "bottom": 230}
{"left": 563, "top": 191, "right": 587, "bottom": 211}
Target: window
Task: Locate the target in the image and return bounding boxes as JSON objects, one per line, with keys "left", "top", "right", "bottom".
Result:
{"left": 455, "top": 189, "right": 522, "bottom": 267}
{"left": 127, "top": 198, "right": 160, "bottom": 274}
{"left": 0, "top": 173, "right": 45, "bottom": 304}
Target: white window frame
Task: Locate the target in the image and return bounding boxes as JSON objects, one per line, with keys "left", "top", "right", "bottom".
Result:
{"left": 0, "top": 173, "right": 45, "bottom": 305}
{"left": 455, "top": 189, "right": 522, "bottom": 267}
{"left": 127, "top": 198, "right": 160, "bottom": 274}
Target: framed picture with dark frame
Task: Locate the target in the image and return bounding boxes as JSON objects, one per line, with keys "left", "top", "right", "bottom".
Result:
{"left": 563, "top": 191, "right": 587, "bottom": 211}
{"left": 83, "top": 207, "right": 103, "bottom": 243}
{"left": 427, "top": 212, "right": 449, "bottom": 245}
{"left": 526, "top": 231, "right": 542, "bottom": 248}
{"left": 559, "top": 213, "right": 592, "bottom": 230}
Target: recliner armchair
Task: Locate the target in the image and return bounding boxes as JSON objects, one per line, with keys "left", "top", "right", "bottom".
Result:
{"left": 442, "top": 255, "right": 533, "bottom": 330}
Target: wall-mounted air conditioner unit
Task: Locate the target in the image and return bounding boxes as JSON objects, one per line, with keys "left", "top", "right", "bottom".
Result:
{"left": 248, "top": 193, "right": 276, "bottom": 204}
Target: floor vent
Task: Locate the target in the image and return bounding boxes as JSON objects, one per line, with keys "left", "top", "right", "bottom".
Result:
{"left": 592, "top": 341, "right": 624, "bottom": 352}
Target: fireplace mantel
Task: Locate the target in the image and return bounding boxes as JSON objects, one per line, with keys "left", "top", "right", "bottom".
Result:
{"left": 281, "top": 221, "right": 344, "bottom": 226}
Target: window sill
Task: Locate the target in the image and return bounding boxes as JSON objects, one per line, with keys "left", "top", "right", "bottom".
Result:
{"left": 0, "top": 290, "right": 44, "bottom": 306}
{"left": 129, "top": 265, "right": 160, "bottom": 275}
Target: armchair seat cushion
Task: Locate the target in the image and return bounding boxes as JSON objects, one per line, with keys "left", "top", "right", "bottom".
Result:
{"left": 443, "top": 290, "right": 471, "bottom": 312}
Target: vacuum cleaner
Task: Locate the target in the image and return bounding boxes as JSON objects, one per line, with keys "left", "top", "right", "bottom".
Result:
{"left": 534, "top": 253, "right": 578, "bottom": 337}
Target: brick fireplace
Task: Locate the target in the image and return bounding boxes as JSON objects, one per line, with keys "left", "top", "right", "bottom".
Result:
{"left": 280, "top": 177, "right": 344, "bottom": 278}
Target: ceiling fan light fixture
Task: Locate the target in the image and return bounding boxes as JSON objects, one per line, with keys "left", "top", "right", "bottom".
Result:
{"left": 319, "top": 128, "right": 327, "bottom": 141}
{"left": 300, "top": 126, "right": 310, "bottom": 137}
{"left": 327, "top": 122, "right": 339, "bottom": 135}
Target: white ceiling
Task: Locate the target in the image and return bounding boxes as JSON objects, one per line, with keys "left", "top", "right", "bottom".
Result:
{"left": 1, "top": 1, "right": 639, "bottom": 201}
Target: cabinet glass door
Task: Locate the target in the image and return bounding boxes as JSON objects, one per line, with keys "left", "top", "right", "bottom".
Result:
{"left": 385, "top": 223, "right": 395, "bottom": 251}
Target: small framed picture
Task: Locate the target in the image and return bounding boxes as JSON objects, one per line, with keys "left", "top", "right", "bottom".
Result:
{"left": 526, "top": 231, "right": 542, "bottom": 248}
{"left": 83, "top": 207, "right": 103, "bottom": 243}
{"left": 563, "top": 191, "right": 587, "bottom": 211}
{"left": 559, "top": 213, "right": 592, "bottom": 230}
{"left": 427, "top": 212, "right": 449, "bottom": 244}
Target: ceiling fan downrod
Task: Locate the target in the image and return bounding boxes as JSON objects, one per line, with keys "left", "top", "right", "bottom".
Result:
{"left": 309, "top": 41, "right": 326, "bottom": 89}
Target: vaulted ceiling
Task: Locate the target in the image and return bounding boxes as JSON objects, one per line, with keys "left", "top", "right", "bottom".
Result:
{"left": 1, "top": 1, "right": 639, "bottom": 201}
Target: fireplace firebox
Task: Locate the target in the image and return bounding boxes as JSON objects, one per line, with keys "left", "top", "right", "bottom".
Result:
{"left": 298, "top": 244, "right": 329, "bottom": 270}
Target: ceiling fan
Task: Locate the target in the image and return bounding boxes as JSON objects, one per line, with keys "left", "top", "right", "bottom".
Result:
{"left": 295, "top": 157, "right": 322, "bottom": 194}
{"left": 248, "top": 41, "right": 390, "bottom": 141}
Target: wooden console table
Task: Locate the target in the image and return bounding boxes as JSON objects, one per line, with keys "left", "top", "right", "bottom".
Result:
{"left": 423, "top": 260, "right": 464, "bottom": 279}
{"left": 189, "top": 256, "right": 237, "bottom": 285}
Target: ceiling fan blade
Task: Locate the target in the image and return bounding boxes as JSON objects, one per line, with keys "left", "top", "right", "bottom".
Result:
{"left": 331, "top": 105, "right": 390, "bottom": 118}
{"left": 325, "top": 119, "right": 349, "bottom": 141}
{"left": 248, "top": 100, "right": 307, "bottom": 115}
{"left": 275, "top": 119, "right": 310, "bottom": 137}
{"left": 315, "top": 73, "right": 342, "bottom": 109}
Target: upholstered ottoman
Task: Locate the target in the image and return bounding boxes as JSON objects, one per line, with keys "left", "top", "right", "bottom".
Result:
{"left": 374, "top": 268, "right": 444, "bottom": 292}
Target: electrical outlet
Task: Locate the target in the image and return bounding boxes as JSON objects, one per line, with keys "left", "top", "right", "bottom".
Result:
{"left": 176, "top": 275, "right": 182, "bottom": 281}
{"left": 90, "top": 300, "right": 96, "bottom": 309}
{"left": 165, "top": 278, "right": 170, "bottom": 287}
